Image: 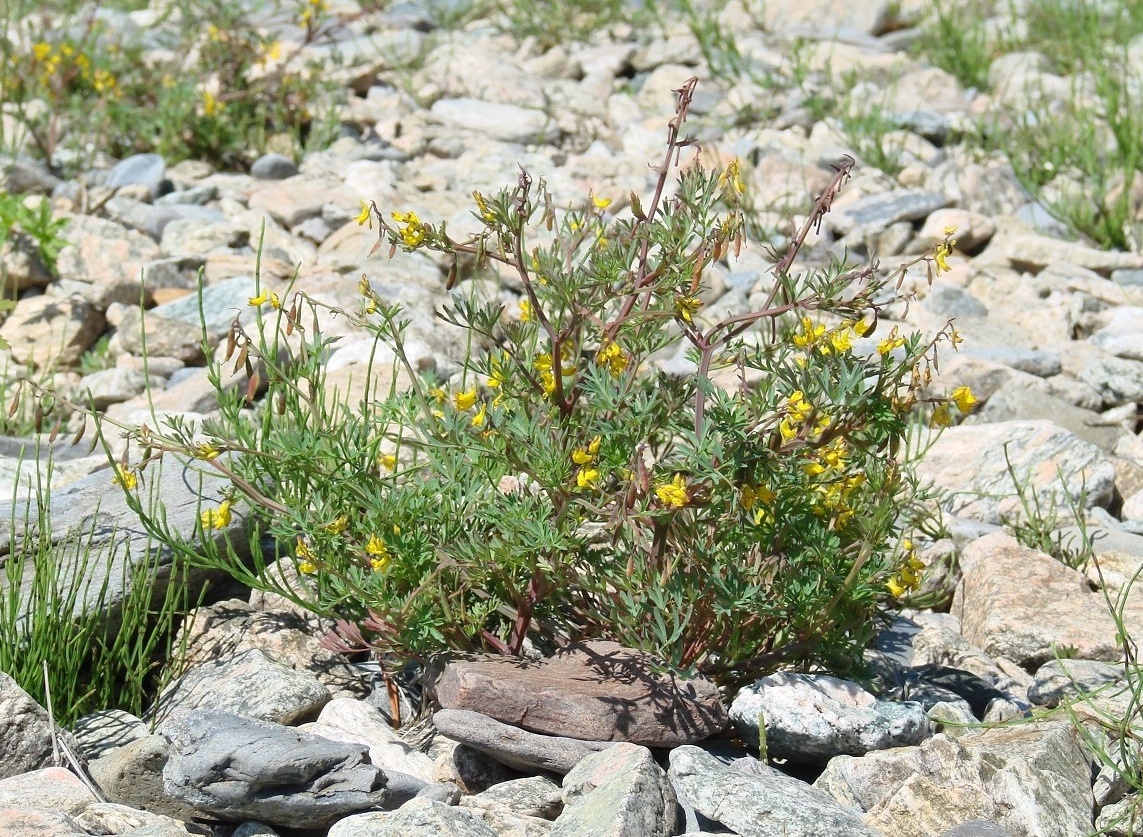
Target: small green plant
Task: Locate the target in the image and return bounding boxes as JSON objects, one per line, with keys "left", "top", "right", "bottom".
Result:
{"left": 0, "top": 192, "right": 68, "bottom": 289}
{"left": 118, "top": 80, "right": 973, "bottom": 688}
{"left": 0, "top": 0, "right": 342, "bottom": 171}
{"left": 0, "top": 459, "right": 195, "bottom": 726}
{"left": 492, "top": 0, "right": 642, "bottom": 49}
{"left": 79, "top": 335, "right": 115, "bottom": 375}
{"left": 912, "top": 0, "right": 993, "bottom": 91}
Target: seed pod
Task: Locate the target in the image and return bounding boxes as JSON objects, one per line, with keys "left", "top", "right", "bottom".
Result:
{"left": 445, "top": 261, "right": 458, "bottom": 291}
{"left": 33, "top": 403, "right": 44, "bottom": 432}
{"left": 7, "top": 392, "right": 19, "bottom": 419}
{"left": 246, "top": 371, "right": 260, "bottom": 404}
{"left": 48, "top": 418, "right": 61, "bottom": 443}
{"left": 225, "top": 327, "right": 236, "bottom": 361}
{"left": 276, "top": 390, "right": 286, "bottom": 414}
{"left": 234, "top": 345, "right": 248, "bottom": 375}
{"left": 71, "top": 421, "right": 86, "bottom": 446}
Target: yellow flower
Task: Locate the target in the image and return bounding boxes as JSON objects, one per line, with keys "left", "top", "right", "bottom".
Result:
{"left": 113, "top": 465, "right": 137, "bottom": 490}
{"left": 741, "top": 484, "right": 775, "bottom": 510}
{"left": 32, "top": 42, "right": 52, "bottom": 62}
{"left": 930, "top": 403, "right": 952, "bottom": 427}
{"left": 391, "top": 211, "right": 426, "bottom": 247}
{"left": 92, "top": 69, "right": 116, "bottom": 93}
{"left": 378, "top": 453, "right": 397, "bottom": 471}
{"left": 519, "top": 299, "right": 532, "bottom": 322}
{"left": 934, "top": 243, "right": 952, "bottom": 274}
{"left": 298, "top": 560, "right": 318, "bottom": 575}
{"left": 366, "top": 533, "right": 389, "bottom": 558}
{"left": 595, "top": 341, "right": 627, "bottom": 376}
{"left": 355, "top": 201, "right": 372, "bottom": 226}
{"left": 454, "top": 387, "right": 477, "bottom": 411}
{"left": 788, "top": 390, "right": 813, "bottom": 421}
{"left": 326, "top": 515, "right": 348, "bottom": 534}
{"left": 576, "top": 467, "right": 600, "bottom": 490}
{"left": 200, "top": 499, "right": 232, "bottom": 530}
{"left": 655, "top": 474, "right": 688, "bottom": 509}
{"left": 887, "top": 575, "right": 908, "bottom": 598}
{"left": 201, "top": 90, "right": 223, "bottom": 117}
{"left": 675, "top": 295, "right": 702, "bottom": 324}
{"left": 486, "top": 358, "right": 506, "bottom": 389}
{"left": 793, "top": 317, "right": 825, "bottom": 348}
{"left": 779, "top": 417, "right": 799, "bottom": 442}
{"left": 264, "top": 41, "right": 283, "bottom": 61}
{"left": 853, "top": 318, "right": 874, "bottom": 337}
{"left": 877, "top": 331, "right": 905, "bottom": 356}
{"left": 951, "top": 386, "right": 977, "bottom": 413}
{"left": 591, "top": 193, "right": 612, "bottom": 209}
{"left": 719, "top": 159, "right": 747, "bottom": 195}
{"left": 195, "top": 443, "right": 220, "bottom": 460}
{"left": 296, "top": 537, "right": 314, "bottom": 559}
{"left": 248, "top": 290, "right": 281, "bottom": 308}
{"left": 572, "top": 436, "right": 601, "bottom": 465}
{"left": 473, "top": 191, "right": 495, "bottom": 222}
{"left": 829, "top": 327, "right": 853, "bottom": 354}
{"left": 943, "top": 225, "right": 958, "bottom": 236}
{"left": 471, "top": 402, "right": 487, "bottom": 428}
{"left": 803, "top": 460, "right": 826, "bottom": 477}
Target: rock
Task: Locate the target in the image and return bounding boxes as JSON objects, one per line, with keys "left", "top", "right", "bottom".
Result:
{"left": 73, "top": 802, "right": 195, "bottom": 836}
{"left": 433, "top": 709, "right": 614, "bottom": 775}
{"left": 250, "top": 153, "right": 299, "bottom": 180}
{"left": 70, "top": 709, "right": 149, "bottom": 761}
{"left": 819, "top": 722, "right": 1093, "bottom": 837}
{"left": 0, "top": 766, "right": 98, "bottom": 815}
{"left": 669, "top": 745, "right": 879, "bottom": 837}
{"left": 150, "top": 647, "right": 330, "bottom": 726}
{"left": 759, "top": 0, "right": 896, "bottom": 35}
{"left": 1028, "top": 659, "right": 1124, "bottom": 708}
{"left": 552, "top": 743, "right": 675, "bottom": 837}
{"left": 1090, "top": 306, "right": 1143, "bottom": 361}
{"left": 967, "top": 387, "right": 1123, "bottom": 452}
{"left": 959, "top": 347, "right": 1063, "bottom": 378}
{"left": 159, "top": 218, "right": 248, "bottom": 258}
{"left": 105, "top": 153, "right": 166, "bottom": 198}
{"left": 464, "top": 776, "right": 563, "bottom": 820}
{"left": 431, "top": 739, "right": 525, "bottom": 794}
{"left": 248, "top": 176, "right": 348, "bottom": 228}
{"left": 1111, "top": 268, "right": 1143, "bottom": 289}
{"left": 1080, "top": 356, "right": 1143, "bottom": 408}
{"left": 76, "top": 367, "right": 157, "bottom": 410}
{"left": 830, "top": 189, "right": 951, "bottom": 238}
{"left": 2, "top": 159, "right": 61, "bottom": 194}
{"left": 430, "top": 99, "right": 557, "bottom": 145}
{"left": 328, "top": 798, "right": 497, "bottom": 837}
{"left": 910, "top": 209, "right": 996, "bottom": 253}
{"left": 55, "top": 214, "right": 161, "bottom": 306}
{"left": 301, "top": 698, "right": 434, "bottom": 781}
{"left": 977, "top": 219, "right": 1143, "bottom": 275}
{"left": 920, "top": 285, "right": 989, "bottom": 318}
{"left": 952, "top": 533, "right": 1120, "bottom": 668}
{"left": 914, "top": 420, "right": 1116, "bottom": 525}
{"left": 429, "top": 641, "right": 726, "bottom": 747}
{"left": 1, "top": 229, "right": 53, "bottom": 290}
{"left": 729, "top": 672, "right": 931, "bottom": 764}
{"left": 113, "top": 306, "right": 204, "bottom": 364}
{"left": 0, "top": 806, "right": 85, "bottom": 837}
{"left": 0, "top": 294, "right": 105, "bottom": 369}
{"left": 87, "top": 734, "right": 199, "bottom": 822}
{"left": 0, "top": 674, "right": 83, "bottom": 780}
{"left": 161, "top": 710, "right": 390, "bottom": 829}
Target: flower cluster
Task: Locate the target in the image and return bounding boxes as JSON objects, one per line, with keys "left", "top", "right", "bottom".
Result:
{"left": 887, "top": 541, "right": 927, "bottom": 599}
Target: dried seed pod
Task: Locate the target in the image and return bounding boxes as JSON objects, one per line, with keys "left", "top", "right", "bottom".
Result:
{"left": 48, "top": 418, "right": 61, "bottom": 443}
{"left": 245, "top": 371, "right": 260, "bottom": 404}
{"left": 7, "top": 392, "right": 19, "bottom": 419}
{"left": 71, "top": 421, "right": 86, "bottom": 446}
{"left": 234, "top": 345, "right": 248, "bottom": 375}
{"left": 225, "top": 327, "right": 237, "bottom": 361}
{"left": 33, "top": 403, "right": 44, "bottom": 432}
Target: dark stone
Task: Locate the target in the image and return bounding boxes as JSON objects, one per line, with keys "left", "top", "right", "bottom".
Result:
{"left": 250, "top": 153, "right": 300, "bottom": 181}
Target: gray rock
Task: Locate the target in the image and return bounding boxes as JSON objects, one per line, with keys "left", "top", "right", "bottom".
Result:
{"left": 1028, "top": 659, "right": 1124, "bottom": 707}
{"left": 729, "top": 672, "right": 931, "bottom": 764}
{"left": 430, "top": 98, "right": 557, "bottom": 144}
{"left": 921, "top": 285, "right": 989, "bottom": 318}
{"left": 669, "top": 745, "right": 879, "bottom": 837}
{"left": 150, "top": 647, "right": 330, "bottom": 726}
{"left": 54, "top": 213, "right": 162, "bottom": 306}
{"left": 959, "top": 347, "right": 1062, "bottom": 378}
{"left": 0, "top": 293, "right": 105, "bottom": 369}
{"left": 1091, "top": 307, "right": 1143, "bottom": 361}
{"left": 88, "top": 734, "right": 199, "bottom": 822}
{"left": 328, "top": 798, "right": 496, "bottom": 837}
{"left": 250, "top": 153, "right": 299, "bottom": 180}
{"left": 1080, "top": 356, "right": 1143, "bottom": 408}
{"left": 302, "top": 699, "right": 433, "bottom": 781}
{"left": 160, "top": 218, "right": 248, "bottom": 258}
{"left": 0, "top": 766, "right": 98, "bottom": 815}
{"left": 3, "top": 158, "right": 61, "bottom": 194}
{"left": 70, "top": 709, "right": 149, "bottom": 761}
{"left": 115, "top": 306, "right": 205, "bottom": 364}
{"left": 1111, "top": 268, "right": 1143, "bottom": 289}
{"left": 935, "top": 819, "right": 1013, "bottom": 837}
{"left": 417, "top": 782, "right": 463, "bottom": 804}
{"left": 77, "top": 367, "right": 157, "bottom": 410}
{"left": 106, "top": 153, "right": 166, "bottom": 198}
{"left": 829, "top": 189, "right": 951, "bottom": 237}
{"left": 146, "top": 274, "right": 257, "bottom": 342}
{"left": 553, "top": 743, "right": 675, "bottom": 837}
{"left": 967, "top": 388, "right": 1124, "bottom": 452}
{"left": 105, "top": 196, "right": 227, "bottom": 241}
{"left": 466, "top": 776, "right": 562, "bottom": 820}
{"left": 140, "top": 257, "right": 205, "bottom": 292}
{"left": 0, "top": 672, "right": 84, "bottom": 780}
{"left": 73, "top": 802, "right": 195, "bottom": 837}
{"left": 433, "top": 709, "right": 614, "bottom": 775}
{"left": 161, "top": 710, "right": 389, "bottom": 829}
{"left": 154, "top": 185, "right": 217, "bottom": 206}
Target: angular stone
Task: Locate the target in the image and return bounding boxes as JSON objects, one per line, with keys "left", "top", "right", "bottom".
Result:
{"left": 1080, "top": 356, "right": 1143, "bottom": 408}
{"left": 76, "top": 368, "right": 157, "bottom": 410}
{"left": 1090, "top": 306, "right": 1143, "bottom": 361}
{"left": 952, "top": 533, "right": 1120, "bottom": 668}
{"left": 160, "top": 218, "right": 248, "bottom": 258}
{"left": 0, "top": 294, "right": 105, "bottom": 368}
{"left": 966, "top": 388, "right": 1123, "bottom": 453}
{"left": 977, "top": 220, "right": 1143, "bottom": 275}
{"left": 0, "top": 806, "right": 84, "bottom": 837}
{"left": 105, "top": 153, "right": 166, "bottom": 198}
{"left": 464, "top": 776, "right": 563, "bottom": 820}
{"left": 429, "top": 641, "right": 726, "bottom": 747}
{"left": 328, "top": 798, "right": 496, "bottom": 837}
{"left": 87, "top": 734, "right": 199, "bottom": 822}
{"left": 73, "top": 802, "right": 192, "bottom": 836}
{"left": 553, "top": 743, "right": 675, "bottom": 837}
{"left": 759, "top": 0, "right": 895, "bottom": 36}
{"left": 150, "top": 647, "right": 330, "bottom": 726}
{"left": 430, "top": 99, "right": 557, "bottom": 145}
{"left": 819, "top": 723, "right": 1092, "bottom": 837}
{"left": 1028, "top": 659, "right": 1123, "bottom": 708}
{"left": 161, "top": 710, "right": 389, "bottom": 829}
{"left": 301, "top": 698, "right": 434, "bottom": 782}
{"left": 0, "top": 673, "right": 80, "bottom": 780}
{"left": 830, "top": 189, "right": 951, "bottom": 237}
{"left": 434, "top": 709, "right": 614, "bottom": 775}
{"left": 248, "top": 176, "right": 346, "bottom": 228}
{"left": 1, "top": 230, "right": 53, "bottom": 291}
{"left": 114, "top": 307, "right": 204, "bottom": 364}
{"left": 915, "top": 420, "right": 1116, "bottom": 525}
{"left": 70, "top": 709, "right": 149, "bottom": 761}
{"left": 729, "top": 672, "right": 931, "bottom": 764}
{"left": 250, "top": 153, "right": 299, "bottom": 180}
{"left": 958, "top": 347, "right": 1062, "bottom": 378}
{"left": 669, "top": 746, "right": 879, "bottom": 837}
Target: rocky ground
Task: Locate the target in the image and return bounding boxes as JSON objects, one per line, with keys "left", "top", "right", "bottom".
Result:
{"left": 3, "top": 0, "right": 1143, "bottom": 835}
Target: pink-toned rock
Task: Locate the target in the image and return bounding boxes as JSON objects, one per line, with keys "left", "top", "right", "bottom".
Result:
{"left": 915, "top": 420, "right": 1116, "bottom": 525}
{"left": 0, "top": 767, "right": 98, "bottom": 815}
{"left": 55, "top": 214, "right": 161, "bottom": 306}
{"left": 0, "top": 806, "right": 84, "bottom": 837}
{"left": 953, "top": 533, "right": 1119, "bottom": 668}
{"left": 429, "top": 641, "right": 726, "bottom": 747}
{"left": 249, "top": 176, "right": 353, "bottom": 228}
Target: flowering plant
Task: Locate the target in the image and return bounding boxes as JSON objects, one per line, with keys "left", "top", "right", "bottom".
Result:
{"left": 129, "top": 79, "right": 972, "bottom": 686}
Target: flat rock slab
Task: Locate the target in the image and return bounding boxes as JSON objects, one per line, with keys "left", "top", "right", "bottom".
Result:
{"left": 434, "top": 708, "right": 614, "bottom": 775}
{"left": 429, "top": 641, "right": 726, "bottom": 747}
{"left": 161, "top": 709, "right": 389, "bottom": 829}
